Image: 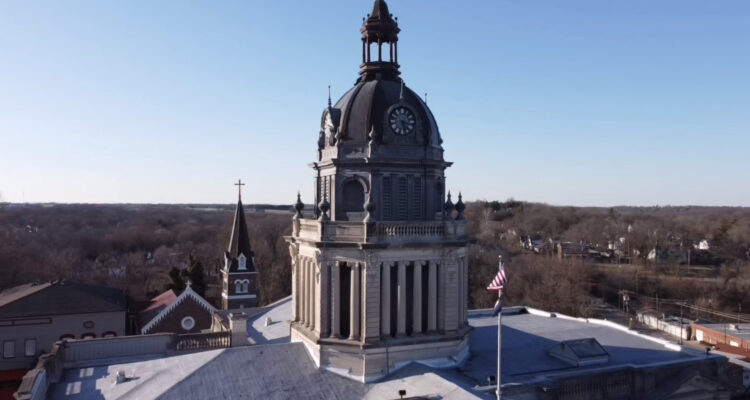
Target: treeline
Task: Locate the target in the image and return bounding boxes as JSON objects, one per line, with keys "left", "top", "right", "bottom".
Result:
{"left": 0, "top": 204, "right": 292, "bottom": 309}
{"left": 1, "top": 201, "right": 748, "bottom": 318}
{"left": 464, "top": 200, "right": 750, "bottom": 317}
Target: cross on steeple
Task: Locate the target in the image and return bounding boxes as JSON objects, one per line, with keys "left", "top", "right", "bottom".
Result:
{"left": 234, "top": 179, "right": 245, "bottom": 201}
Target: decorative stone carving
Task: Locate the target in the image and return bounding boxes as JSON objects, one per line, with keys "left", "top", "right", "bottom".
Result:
{"left": 318, "top": 196, "right": 330, "bottom": 221}
{"left": 455, "top": 192, "right": 465, "bottom": 220}
{"left": 294, "top": 192, "right": 304, "bottom": 219}
{"left": 444, "top": 191, "right": 455, "bottom": 219}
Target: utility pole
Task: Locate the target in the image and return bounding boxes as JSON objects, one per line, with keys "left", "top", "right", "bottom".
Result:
{"left": 680, "top": 302, "right": 684, "bottom": 345}
{"left": 739, "top": 303, "right": 742, "bottom": 326}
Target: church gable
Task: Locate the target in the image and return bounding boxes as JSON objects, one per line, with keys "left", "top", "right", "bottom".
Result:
{"left": 141, "top": 286, "right": 216, "bottom": 334}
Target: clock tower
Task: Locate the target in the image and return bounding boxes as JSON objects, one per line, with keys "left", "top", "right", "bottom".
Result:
{"left": 288, "top": 0, "right": 469, "bottom": 382}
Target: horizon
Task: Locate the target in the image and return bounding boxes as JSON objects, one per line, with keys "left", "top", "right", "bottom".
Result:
{"left": 1, "top": 1, "right": 749, "bottom": 206}
{"left": 3, "top": 199, "right": 749, "bottom": 210}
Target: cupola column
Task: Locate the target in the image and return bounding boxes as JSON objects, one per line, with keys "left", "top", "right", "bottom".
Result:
{"left": 378, "top": 38, "right": 382, "bottom": 61}
{"left": 362, "top": 37, "right": 366, "bottom": 64}
{"left": 367, "top": 36, "right": 371, "bottom": 62}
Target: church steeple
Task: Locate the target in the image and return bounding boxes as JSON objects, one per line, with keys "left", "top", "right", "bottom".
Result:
{"left": 226, "top": 180, "right": 254, "bottom": 272}
{"left": 221, "top": 180, "right": 258, "bottom": 310}
{"left": 360, "top": 0, "right": 401, "bottom": 80}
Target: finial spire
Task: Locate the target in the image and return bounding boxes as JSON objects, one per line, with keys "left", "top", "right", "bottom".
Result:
{"left": 424, "top": 92, "right": 428, "bottom": 105}
{"left": 327, "top": 85, "right": 332, "bottom": 108}
{"left": 234, "top": 179, "right": 245, "bottom": 201}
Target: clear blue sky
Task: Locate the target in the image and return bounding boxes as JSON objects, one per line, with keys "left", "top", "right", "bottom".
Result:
{"left": 1, "top": 1, "right": 748, "bottom": 206}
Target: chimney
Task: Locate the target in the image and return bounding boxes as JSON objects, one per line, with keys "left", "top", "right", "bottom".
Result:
{"left": 228, "top": 312, "right": 249, "bottom": 347}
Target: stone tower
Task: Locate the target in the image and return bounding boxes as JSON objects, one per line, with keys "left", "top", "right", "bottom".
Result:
{"left": 221, "top": 183, "right": 258, "bottom": 309}
{"left": 287, "top": 0, "right": 470, "bottom": 382}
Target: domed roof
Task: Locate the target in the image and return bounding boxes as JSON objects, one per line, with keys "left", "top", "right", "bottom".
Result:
{"left": 316, "top": 0, "right": 445, "bottom": 164}
{"left": 327, "top": 78, "right": 442, "bottom": 148}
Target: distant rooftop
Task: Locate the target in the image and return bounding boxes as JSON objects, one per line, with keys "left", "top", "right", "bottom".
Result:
{"left": 694, "top": 322, "right": 750, "bottom": 341}
{"left": 0, "top": 280, "right": 126, "bottom": 319}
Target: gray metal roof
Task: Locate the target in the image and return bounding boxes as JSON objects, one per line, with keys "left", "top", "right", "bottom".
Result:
{"left": 46, "top": 305, "right": 719, "bottom": 400}
{"left": 462, "top": 308, "right": 700, "bottom": 386}
{"left": 0, "top": 281, "right": 126, "bottom": 318}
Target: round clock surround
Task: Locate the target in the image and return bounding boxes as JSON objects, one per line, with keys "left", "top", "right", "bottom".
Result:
{"left": 388, "top": 106, "right": 415, "bottom": 136}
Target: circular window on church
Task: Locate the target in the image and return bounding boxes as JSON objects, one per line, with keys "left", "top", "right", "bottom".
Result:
{"left": 181, "top": 316, "right": 195, "bottom": 331}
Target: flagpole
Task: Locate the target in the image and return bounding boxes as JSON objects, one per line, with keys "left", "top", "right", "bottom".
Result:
{"left": 497, "top": 289, "right": 502, "bottom": 400}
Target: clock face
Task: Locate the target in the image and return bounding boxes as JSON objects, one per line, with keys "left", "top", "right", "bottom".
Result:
{"left": 389, "top": 107, "right": 415, "bottom": 136}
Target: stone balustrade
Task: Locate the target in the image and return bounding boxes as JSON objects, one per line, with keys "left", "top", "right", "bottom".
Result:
{"left": 295, "top": 219, "right": 467, "bottom": 244}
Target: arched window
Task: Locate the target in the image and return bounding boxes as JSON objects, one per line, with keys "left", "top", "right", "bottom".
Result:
{"left": 433, "top": 182, "right": 443, "bottom": 214}
{"left": 342, "top": 180, "right": 365, "bottom": 214}
{"left": 102, "top": 331, "right": 117, "bottom": 338}
{"left": 235, "top": 279, "right": 250, "bottom": 294}
{"left": 59, "top": 334, "right": 75, "bottom": 341}
{"left": 238, "top": 254, "right": 247, "bottom": 271}
{"left": 81, "top": 333, "right": 96, "bottom": 340}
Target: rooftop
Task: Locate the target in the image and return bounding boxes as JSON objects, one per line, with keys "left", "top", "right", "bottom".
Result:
{"left": 37, "top": 303, "right": 725, "bottom": 400}
{"left": 0, "top": 280, "right": 126, "bottom": 319}
{"left": 694, "top": 322, "right": 750, "bottom": 341}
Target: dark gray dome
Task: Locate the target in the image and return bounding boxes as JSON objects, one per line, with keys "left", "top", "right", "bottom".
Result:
{"left": 334, "top": 78, "right": 441, "bottom": 147}
{"left": 315, "top": 0, "right": 445, "bottom": 164}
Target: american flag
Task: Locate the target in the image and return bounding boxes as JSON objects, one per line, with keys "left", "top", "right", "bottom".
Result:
{"left": 486, "top": 256, "right": 507, "bottom": 292}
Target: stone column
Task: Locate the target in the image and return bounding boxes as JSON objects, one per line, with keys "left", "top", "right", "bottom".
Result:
{"left": 350, "top": 263, "right": 361, "bottom": 341}
{"left": 331, "top": 262, "right": 341, "bottom": 338}
{"left": 362, "top": 261, "right": 380, "bottom": 343}
{"left": 397, "top": 261, "right": 407, "bottom": 336}
{"left": 319, "top": 262, "right": 330, "bottom": 338}
{"left": 462, "top": 260, "right": 467, "bottom": 327}
{"left": 307, "top": 259, "right": 314, "bottom": 329}
{"left": 301, "top": 259, "right": 307, "bottom": 327}
{"left": 291, "top": 261, "right": 297, "bottom": 322}
{"left": 381, "top": 262, "right": 391, "bottom": 337}
{"left": 456, "top": 259, "right": 463, "bottom": 329}
{"left": 428, "top": 261, "right": 437, "bottom": 332}
{"left": 413, "top": 261, "right": 423, "bottom": 334}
